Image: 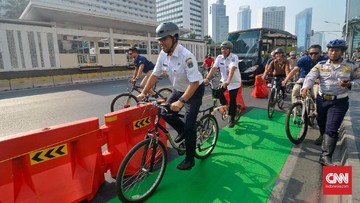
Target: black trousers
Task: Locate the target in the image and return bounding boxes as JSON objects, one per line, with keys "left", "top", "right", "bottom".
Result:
{"left": 161, "top": 83, "right": 205, "bottom": 161}
{"left": 218, "top": 87, "right": 239, "bottom": 120}
{"left": 316, "top": 95, "right": 349, "bottom": 139}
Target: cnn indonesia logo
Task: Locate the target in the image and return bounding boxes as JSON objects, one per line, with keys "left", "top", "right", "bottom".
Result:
{"left": 323, "top": 166, "right": 352, "bottom": 195}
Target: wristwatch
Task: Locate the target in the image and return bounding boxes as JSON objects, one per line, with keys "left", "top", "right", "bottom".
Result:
{"left": 178, "top": 97, "right": 186, "bottom": 103}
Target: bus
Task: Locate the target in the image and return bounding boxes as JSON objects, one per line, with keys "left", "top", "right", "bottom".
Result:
{"left": 227, "top": 28, "right": 297, "bottom": 84}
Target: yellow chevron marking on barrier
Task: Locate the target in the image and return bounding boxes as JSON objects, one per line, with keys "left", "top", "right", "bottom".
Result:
{"left": 133, "top": 116, "right": 151, "bottom": 130}
{"left": 105, "top": 116, "right": 118, "bottom": 122}
{"left": 30, "top": 144, "right": 68, "bottom": 165}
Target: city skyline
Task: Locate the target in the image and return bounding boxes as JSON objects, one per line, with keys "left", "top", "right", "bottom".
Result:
{"left": 208, "top": 0, "right": 345, "bottom": 42}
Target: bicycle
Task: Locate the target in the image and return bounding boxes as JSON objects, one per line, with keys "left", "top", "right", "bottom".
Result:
{"left": 115, "top": 99, "right": 219, "bottom": 203}
{"left": 267, "top": 76, "right": 285, "bottom": 119}
{"left": 110, "top": 78, "right": 172, "bottom": 112}
{"left": 208, "top": 80, "right": 242, "bottom": 123}
{"left": 285, "top": 90, "right": 316, "bottom": 144}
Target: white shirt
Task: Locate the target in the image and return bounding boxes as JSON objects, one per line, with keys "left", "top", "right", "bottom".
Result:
{"left": 213, "top": 53, "right": 242, "bottom": 90}
{"left": 152, "top": 44, "right": 203, "bottom": 92}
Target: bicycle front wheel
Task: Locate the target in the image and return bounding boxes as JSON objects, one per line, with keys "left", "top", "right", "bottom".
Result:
{"left": 116, "top": 139, "right": 167, "bottom": 203}
{"left": 285, "top": 102, "right": 308, "bottom": 144}
{"left": 111, "top": 93, "right": 138, "bottom": 112}
{"left": 195, "top": 114, "right": 219, "bottom": 159}
{"left": 156, "top": 88, "right": 172, "bottom": 100}
{"left": 267, "top": 89, "right": 276, "bottom": 119}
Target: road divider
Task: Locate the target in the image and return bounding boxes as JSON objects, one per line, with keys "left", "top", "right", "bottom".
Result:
{"left": 103, "top": 103, "right": 168, "bottom": 177}
{"left": 0, "top": 103, "right": 168, "bottom": 202}
{"left": 0, "top": 117, "right": 105, "bottom": 203}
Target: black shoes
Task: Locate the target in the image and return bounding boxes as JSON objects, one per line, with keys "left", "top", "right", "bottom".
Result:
{"left": 177, "top": 159, "right": 195, "bottom": 170}
{"left": 174, "top": 133, "right": 185, "bottom": 143}
{"left": 228, "top": 120, "right": 235, "bottom": 128}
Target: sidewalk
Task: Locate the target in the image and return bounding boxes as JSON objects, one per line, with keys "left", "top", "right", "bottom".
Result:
{"left": 270, "top": 91, "right": 360, "bottom": 203}
{"left": 322, "top": 91, "right": 360, "bottom": 203}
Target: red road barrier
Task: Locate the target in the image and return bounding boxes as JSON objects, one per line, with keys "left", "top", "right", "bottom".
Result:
{"left": 0, "top": 118, "right": 106, "bottom": 203}
{"left": 103, "top": 103, "right": 168, "bottom": 177}
{"left": 224, "top": 83, "right": 246, "bottom": 110}
{"left": 251, "top": 74, "right": 269, "bottom": 98}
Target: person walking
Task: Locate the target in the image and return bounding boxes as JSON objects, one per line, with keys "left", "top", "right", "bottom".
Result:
{"left": 301, "top": 39, "right": 360, "bottom": 166}
{"left": 137, "top": 22, "right": 204, "bottom": 170}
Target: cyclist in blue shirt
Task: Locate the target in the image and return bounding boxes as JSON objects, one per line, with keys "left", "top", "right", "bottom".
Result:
{"left": 282, "top": 44, "right": 328, "bottom": 145}
{"left": 129, "top": 47, "right": 155, "bottom": 95}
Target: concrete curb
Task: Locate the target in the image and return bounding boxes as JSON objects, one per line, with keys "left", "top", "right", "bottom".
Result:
{"left": 320, "top": 110, "right": 360, "bottom": 203}
{"left": 0, "top": 70, "right": 133, "bottom": 91}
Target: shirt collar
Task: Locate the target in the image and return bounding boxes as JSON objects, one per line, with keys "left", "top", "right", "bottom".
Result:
{"left": 171, "top": 44, "right": 181, "bottom": 57}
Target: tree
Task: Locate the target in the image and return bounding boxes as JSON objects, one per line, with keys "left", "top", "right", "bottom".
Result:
{"left": 2, "top": 0, "right": 30, "bottom": 19}
{"left": 188, "top": 33, "right": 196, "bottom": 39}
{"left": 203, "top": 35, "right": 214, "bottom": 44}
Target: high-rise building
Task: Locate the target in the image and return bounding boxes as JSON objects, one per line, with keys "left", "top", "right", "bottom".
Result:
{"left": 259, "top": 6, "right": 285, "bottom": 30}
{"left": 0, "top": 0, "right": 8, "bottom": 17}
{"left": 211, "top": 0, "right": 228, "bottom": 43}
{"left": 27, "top": 0, "right": 157, "bottom": 24}
{"left": 310, "top": 32, "right": 325, "bottom": 50}
{"left": 346, "top": 0, "right": 360, "bottom": 53}
{"left": 156, "top": 0, "right": 208, "bottom": 40}
{"left": 347, "top": 0, "right": 360, "bottom": 20}
{"left": 237, "top": 5, "right": 251, "bottom": 31}
{"left": 295, "top": 8, "right": 312, "bottom": 51}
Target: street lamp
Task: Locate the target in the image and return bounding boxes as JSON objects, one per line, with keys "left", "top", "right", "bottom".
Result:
{"left": 324, "top": 21, "right": 340, "bottom": 25}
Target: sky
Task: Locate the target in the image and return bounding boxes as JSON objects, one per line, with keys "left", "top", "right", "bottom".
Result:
{"left": 208, "top": 0, "right": 346, "bottom": 42}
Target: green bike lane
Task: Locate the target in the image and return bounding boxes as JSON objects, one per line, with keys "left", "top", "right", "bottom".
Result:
{"left": 109, "top": 108, "right": 294, "bottom": 203}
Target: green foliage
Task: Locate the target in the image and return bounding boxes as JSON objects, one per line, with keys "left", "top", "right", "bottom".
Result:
{"left": 2, "top": 0, "right": 30, "bottom": 19}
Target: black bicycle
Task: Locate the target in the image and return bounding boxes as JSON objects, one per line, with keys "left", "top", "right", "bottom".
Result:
{"left": 115, "top": 99, "right": 219, "bottom": 202}
{"left": 110, "top": 78, "right": 172, "bottom": 112}
{"left": 285, "top": 90, "right": 316, "bottom": 144}
{"left": 267, "top": 76, "right": 285, "bottom": 119}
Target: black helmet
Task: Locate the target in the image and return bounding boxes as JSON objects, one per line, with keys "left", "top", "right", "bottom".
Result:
{"left": 156, "top": 22, "right": 179, "bottom": 40}
{"left": 326, "top": 39, "right": 348, "bottom": 51}
{"left": 274, "top": 48, "right": 284, "bottom": 54}
{"left": 220, "top": 41, "right": 233, "bottom": 49}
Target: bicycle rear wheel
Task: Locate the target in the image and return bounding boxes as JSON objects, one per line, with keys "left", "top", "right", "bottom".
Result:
{"left": 111, "top": 93, "right": 138, "bottom": 112}
{"left": 195, "top": 114, "right": 219, "bottom": 159}
{"left": 285, "top": 102, "right": 308, "bottom": 144}
{"left": 267, "top": 89, "right": 276, "bottom": 119}
{"left": 156, "top": 88, "right": 172, "bottom": 100}
{"left": 116, "top": 139, "right": 167, "bottom": 203}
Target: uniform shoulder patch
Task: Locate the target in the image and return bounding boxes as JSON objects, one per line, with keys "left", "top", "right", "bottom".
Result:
{"left": 186, "top": 57, "right": 194, "bottom": 68}
{"left": 312, "top": 65, "right": 320, "bottom": 72}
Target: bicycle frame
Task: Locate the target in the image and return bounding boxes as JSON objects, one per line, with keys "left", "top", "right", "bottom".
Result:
{"left": 145, "top": 103, "right": 186, "bottom": 153}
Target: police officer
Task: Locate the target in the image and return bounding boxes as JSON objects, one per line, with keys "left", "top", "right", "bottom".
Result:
{"left": 204, "top": 41, "right": 242, "bottom": 128}
{"left": 301, "top": 39, "right": 360, "bottom": 166}
{"left": 137, "top": 22, "right": 204, "bottom": 170}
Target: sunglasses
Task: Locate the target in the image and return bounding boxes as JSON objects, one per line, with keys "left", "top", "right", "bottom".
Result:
{"left": 309, "top": 52, "right": 319, "bottom": 55}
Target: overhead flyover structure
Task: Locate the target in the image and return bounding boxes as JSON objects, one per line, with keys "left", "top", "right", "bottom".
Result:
{"left": 0, "top": 0, "right": 206, "bottom": 72}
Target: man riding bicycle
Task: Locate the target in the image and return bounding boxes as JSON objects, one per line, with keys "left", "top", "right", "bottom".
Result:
{"left": 137, "top": 22, "right": 204, "bottom": 171}
{"left": 282, "top": 44, "right": 327, "bottom": 145}
{"left": 204, "top": 41, "right": 242, "bottom": 128}
{"left": 202, "top": 53, "right": 215, "bottom": 71}
{"left": 262, "top": 48, "right": 290, "bottom": 99}
{"left": 129, "top": 47, "right": 155, "bottom": 95}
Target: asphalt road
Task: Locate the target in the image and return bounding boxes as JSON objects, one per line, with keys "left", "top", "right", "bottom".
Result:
{"left": 0, "top": 79, "right": 322, "bottom": 202}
